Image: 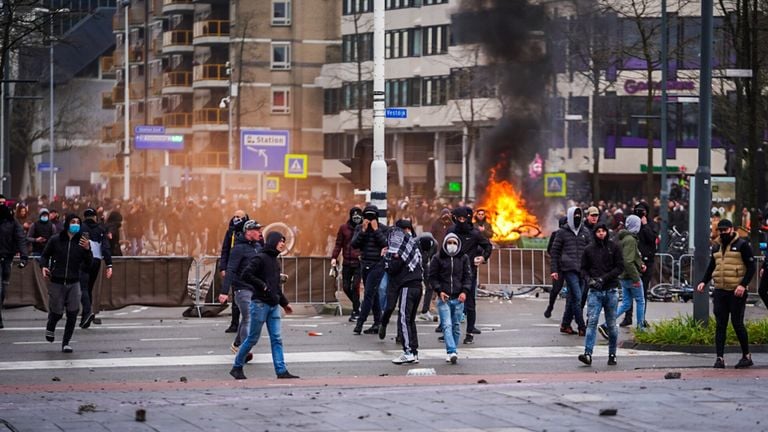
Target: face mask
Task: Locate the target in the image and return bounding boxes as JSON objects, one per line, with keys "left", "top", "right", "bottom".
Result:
{"left": 351, "top": 215, "right": 363, "bottom": 225}
{"left": 232, "top": 217, "right": 242, "bottom": 225}
{"left": 68, "top": 224, "right": 80, "bottom": 234}
{"left": 41, "top": 216, "right": 49, "bottom": 222}
{"left": 573, "top": 215, "right": 582, "bottom": 228}
{"left": 446, "top": 244, "right": 459, "bottom": 254}
{"left": 719, "top": 233, "right": 733, "bottom": 244}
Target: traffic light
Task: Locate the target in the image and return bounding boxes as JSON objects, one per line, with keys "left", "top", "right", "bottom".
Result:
{"left": 340, "top": 138, "right": 373, "bottom": 189}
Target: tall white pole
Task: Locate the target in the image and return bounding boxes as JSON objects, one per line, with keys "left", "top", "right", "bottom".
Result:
{"left": 49, "top": 18, "right": 55, "bottom": 198}
{"left": 370, "top": 0, "right": 387, "bottom": 219}
{"left": 462, "top": 126, "right": 468, "bottom": 202}
{"left": 123, "top": 2, "right": 131, "bottom": 200}
{"left": 163, "top": 150, "right": 169, "bottom": 199}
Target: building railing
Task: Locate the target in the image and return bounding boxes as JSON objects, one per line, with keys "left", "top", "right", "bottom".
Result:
{"left": 170, "top": 151, "right": 229, "bottom": 167}
{"left": 163, "top": 71, "right": 192, "bottom": 87}
{"left": 163, "top": 112, "right": 193, "bottom": 128}
{"left": 193, "top": 108, "right": 227, "bottom": 124}
{"left": 193, "top": 20, "right": 230, "bottom": 38}
{"left": 101, "top": 92, "right": 115, "bottom": 109}
{"left": 163, "top": 0, "right": 192, "bottom": 4}
{"left": 162, "top": 30, "right": 193, "bottom": 47}
{"left": 193, "top": 63, "right": 228, "bottom": 81}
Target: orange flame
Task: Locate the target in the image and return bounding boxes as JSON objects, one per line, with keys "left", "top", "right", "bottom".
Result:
{"left": 477, "top": 166, "right": 539, "bottom": 242}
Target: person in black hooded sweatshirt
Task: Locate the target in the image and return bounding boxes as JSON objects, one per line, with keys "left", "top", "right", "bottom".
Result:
{"left": 330, "top": 207, "right": 363, "bottom": 322}
{"left": 0, "top": 197, "right": 28, "bottom": 329}
{"left": 230, "top": 231, "right": 299, "bottom": 380}
{"left": 39, "top": 214, "right": 92, "bottom": 353}
{"left": 78, "top": 208, "right": 113, "bottom": 329}
{"left": 219, "top": 209, "right": 249, "bottom": 333}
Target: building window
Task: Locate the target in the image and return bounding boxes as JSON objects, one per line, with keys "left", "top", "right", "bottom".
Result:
{"left": 343, "top": 0, "right": 372, "bottom": 15}
{"left": 386, "top": 0, "right": 415, "bottom": 10}
{"left": 324, "top": 88, "right": 342, "bottom": 114}
{"left": 385, "top": 29, "right": 417, "bottom": 59}
{"left": 385, "top": 78, "right": 421, "bottom": 107}
{"left": 272, "top": 0, "right": 291, "bottom": 26}
{"left": 324, "top": 134, "right": 354, "bottom": 159}
{"left": 342, "top": 81, "right": 373, "bottom": 110}
{"left": 342, "top": 33, "right": 373, "bottom": 62}
{"left": 450, "top": 67, "right": 495, "bottom": 100}
{"left": 272, "top": 87, "right": 290, "bottom": 113}
{"left": 423, "top": 25, "right": 448, "bottom": 55}
{"left": 271, "top": 42, "right": 291, "bottom": 70}
{"left": 403, "top": 138, "right": 431, "bottom": 163}
{"left": 444, "top": 133, "right": 462, "bottom": 163}
{"left": 423, "top": 0, "right": 447, "bottom": 4}
{"left": 422, "top": 75, "right": 448, "bottom": 106}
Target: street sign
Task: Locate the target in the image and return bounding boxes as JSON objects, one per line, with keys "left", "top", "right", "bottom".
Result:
{"left": 37, "top": 162, "right": 60, "bottom": 172}
{"left": 160, "top": 165, "right": 183, "bottom": 188}
{"left": 448, "top": 181, "right": 461, "bottom": 193}
{"left": 265, "top": 176, "right": 280, "bottom": 193}
{"left": 135, "top": 125, "right": 165, "bottom": 135}
{"left": 544, "top": 173, "right": 567, "bottom": 197}
{"left": 284, "top": 154, "right": 308, "bottom": 179}
{"left": 135, "top": 134, "right": 184, "bottom": 150}
{"left": 385, "top": 108, "right": 407, "bottom": 119}
{"left": 241, "top": 130, "right": 289, "bottom": 172}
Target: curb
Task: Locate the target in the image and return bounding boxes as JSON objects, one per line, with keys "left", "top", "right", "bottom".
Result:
{"left": 620, "top": 341, "right": 768, "bottom": 353}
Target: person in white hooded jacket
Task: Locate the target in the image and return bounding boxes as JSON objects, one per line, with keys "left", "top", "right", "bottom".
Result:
{"left": 428, "top": 233, "right": 472, "bottom": 364}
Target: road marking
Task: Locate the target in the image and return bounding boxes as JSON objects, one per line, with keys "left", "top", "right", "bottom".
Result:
{"left": 531, "top": 324, "right": 562, "bottom": 327}
{"left": 289, "top": 324, "right": 318, "bottom": 328}
{"left": 139, "top": 338, "right": 201, "bottom": 342}
{"left": 12, "top": 341, "right": 76, "bottom": 345}
{"left": 0, "top": 346, "right": 689, "bottom": 371}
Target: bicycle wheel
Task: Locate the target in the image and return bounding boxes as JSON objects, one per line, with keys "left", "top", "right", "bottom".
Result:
{"left": 650, "top": 283, "right": 674, "bottom": 301}
{"left": 511, "top": 285, "right": 540, "bottom": 297}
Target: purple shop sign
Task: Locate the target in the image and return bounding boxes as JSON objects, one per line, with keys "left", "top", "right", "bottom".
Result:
{"left": 624, "top": 79, "right": 695, "bottom": 95}
{"left": 240, "top": 130, "right": 289, "bottom": 172}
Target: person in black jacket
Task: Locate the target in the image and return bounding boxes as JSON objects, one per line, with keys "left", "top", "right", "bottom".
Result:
{"left": 219, "top": 210, "right": 249, "bottom": 333}
{"left": 26, "top": 208, "right": 57, "bottom": 256}
{"left": 0, "top": 197, "right": 29, "bottom": 329}
{"left": 447, "top": 206, "right": 492, "bottom": 344}
{"left": 350, "top": 205, "right": 388, "bottom": 335}
{"left": 544, "top": 216, "right": 568, "bottom": 318}
{"left": 379, "top": 220, "right": 423, "bottom": 365}
{"left": 330, "top": 207, "right": 363, "bottom": 322}
{"left": 78, "top": 208, "right": 113, "bottom": 329}
{"left": 218, "top": 220, "right": 263, "bottom": 358}
{"left": 39, "top": 214, "right": 92, "bottom": 353}
{"left": 578, "top": 223, "right": 624, "bottom": 366}
{"left": 550, "top": 206, "right": 591, "bottom": 336}
{"left": 229, "top": 231, "right": 299, "bottom": 380}
{"left": 429, "top": 233, "right": 471, "bottom": 364}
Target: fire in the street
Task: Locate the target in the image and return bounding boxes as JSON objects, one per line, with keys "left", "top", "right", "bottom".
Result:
{"left": 478, "top": 167, "right": 539, "bottom": 243}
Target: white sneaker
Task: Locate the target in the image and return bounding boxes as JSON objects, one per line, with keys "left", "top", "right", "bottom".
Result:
{"left": 62, "top": 345, "right": 73, "bottom": 353}
{"left": 449, "top": 353, "right": 458, "bottom": 364}
{"left": 418, "top": 312, "right": 433, "bottom": 321}
{"left": 445, "top": 355, "right": 452, "bottom": 363}
{"left": 392, "top": 352, "right": 416, "bottom": 364}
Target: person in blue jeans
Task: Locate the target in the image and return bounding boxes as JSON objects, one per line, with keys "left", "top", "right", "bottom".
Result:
{"left": 579, "top": 223, "right": 624, "bottom": 366}
{"left": 229, "top": 232, "right": 299, "bottom": 380}
{"left": 615, "top": 215, "right": 646, "bottom": 329}
{"left": 550, "top": 207, "right": 592, "bottom": 336}
{"left": 429, "top": 233, "right": 471, "bottom": 364}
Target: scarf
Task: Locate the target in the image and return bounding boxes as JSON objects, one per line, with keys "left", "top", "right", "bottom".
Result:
{"left": 387, "top": 228, "right": 421, "bottom": 272}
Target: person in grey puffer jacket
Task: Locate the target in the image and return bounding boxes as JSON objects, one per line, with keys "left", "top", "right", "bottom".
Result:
{"left": 550, "top": 207, "right": 591, "bottom": 335}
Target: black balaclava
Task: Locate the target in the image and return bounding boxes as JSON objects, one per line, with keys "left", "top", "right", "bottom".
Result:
{"left": 349, "top": 207, "right": 363, "bottom": 226}
{"left": 451, "top": 206, "right": 473, "bottom": 233}
{"left": 572, "top": 208, "right": 583, "bottom": 231}
{"left": 0, "top": 204, "right": 11, "bottom": 221}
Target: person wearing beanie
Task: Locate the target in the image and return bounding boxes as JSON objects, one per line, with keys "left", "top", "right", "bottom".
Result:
{"left": 330, "top": 207, "right": 363, "bottom": 322}
{"left": 697, "top": 218, "right": 756, "bottom": 369}
{"left": 26, "top": 209, "right": 57, "bottom": 256}
{"left": 614, "top": 215, "right": 646, "bottom": 330}
{"left": 230, "top": 231, "right": 299, "bottom": 380}
{"left": 219, "top": 209, "right": 250, "bottom": 333}
{"left": 39, "top": 214, "right": 92, "bottom": 352}
{"left": 0, "top": 197, "right": 29, "bottom": 329}
{"left": 351, "top": 204, "right": 388, "bottom": 336}
{"left": 78, "top": 207, "right": 114, "bottom": 329}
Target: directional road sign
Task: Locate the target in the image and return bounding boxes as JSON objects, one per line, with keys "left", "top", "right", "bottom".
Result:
{"left": 135, "top": 125, "right": 165, "bottom": 135}
{"left": 135, "top": 134, "right": 184, "bottom": 150}
{"left": 37, "top": 162, "right": 60, "bottom": 172}
{"left": 284, "top": 154, "right": 308, "bottom": 179}
{"left": 385, "top": 108, "right": 407, "bottom": 119}
{"left": 241, "top": 130, "right": 289, "bottom": 172}
{"left": 265, "top": 176, "right": 280, "bottom": 193}
{"left": 544, "top": 173, "right": 567, "bottom": 197}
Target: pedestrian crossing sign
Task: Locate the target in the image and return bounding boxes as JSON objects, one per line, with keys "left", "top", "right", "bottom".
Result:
{"left": 544, "top": 173, "right": 567, "bottom": 197}
{"left": 265, "top": 176, "right": 280, "bottom": 193}
{"left": 284, "top": 154, "right": 308, "bottom": 179}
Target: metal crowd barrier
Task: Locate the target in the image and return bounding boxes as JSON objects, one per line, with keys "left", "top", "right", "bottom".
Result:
{"left": 477, "top": 248, "right": 550, "bottom": 289}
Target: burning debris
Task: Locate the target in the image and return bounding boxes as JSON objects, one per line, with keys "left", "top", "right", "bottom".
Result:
{"left": 478, "top": 164, "right": 540, "bottom": 245}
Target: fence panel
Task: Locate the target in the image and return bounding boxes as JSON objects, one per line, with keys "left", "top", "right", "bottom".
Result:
{"left": 478, "top": 248, "right": 550, "bottom": 289}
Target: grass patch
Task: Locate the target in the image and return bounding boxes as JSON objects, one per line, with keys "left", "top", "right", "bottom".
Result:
{"left": 634, "top": 314, "right": 768, "bottom": 345}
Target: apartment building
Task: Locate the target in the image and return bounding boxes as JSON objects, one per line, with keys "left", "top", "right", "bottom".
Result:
{"left": 104, "top": 0, "right": 340, "bottom": 198}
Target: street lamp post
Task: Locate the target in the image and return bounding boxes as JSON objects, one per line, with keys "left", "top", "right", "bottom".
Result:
{"left": 659, "top": 0, "right": 669, "bottom": 253}
{"left": 122, "top": 0, "right": 131, "bottom": 200}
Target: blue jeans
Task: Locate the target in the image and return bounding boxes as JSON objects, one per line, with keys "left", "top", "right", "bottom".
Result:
{"left": 560, "top": 271, "right": 585, "bottom": 329}
{"left": 233, "top": 289, "right": 252, "bottom": 347}
{"left": 378, "top": 272, "right": 389, "bottom": 312}
{"left": 437, "top": 298, "right": 464, "bottom": 354}
{"left": 617, "top": 279, "right": 645, "bottom": 329}
{"left": 356, "top": 263, "right": 383, "bottom": 326}
{"left": 584, "top": 288, "right": 619, "bottom": 355}
{"left": 233, "top": 300, "right": 287, "bottom": 374}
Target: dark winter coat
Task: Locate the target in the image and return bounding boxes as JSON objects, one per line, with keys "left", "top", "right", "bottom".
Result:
{"left": 351, "top": 223, "right": 388, "bottom": 265}
{"left": 637, "top": 222, "right": 658, "bottom": 265}
{"left": 550, "top": 207, "right": 592, "bottom": 274}
{"left": 428, "top": 233, "right": 472, "bottom": 299}
{"left": 26, "top": 220, "right": 56, "bottom": 255}
{"left": 219, "top": 216, "right": 248, "bottom": 272}
{"left": 0, "top": 218, "right": 28, "bottom": 259}
{"left": 241, "top": 232, "right": 289, "bottom": 307}
{"left": 81, "top": 218, "right": 113, "bottom": 265}
{"left": 39, "top": 232, "right": 93, "bottom": 284}
{"left": 580, "top": 224, "right": 624, "bottom": 290}
{"left": 331, "top": 222, "right": 361, "bottom": 266}
{"left": 446, "top": 224, "right": 493, "bottom": 264}
{"left": 221, "top": 233, "right": 263, "bottom": 295}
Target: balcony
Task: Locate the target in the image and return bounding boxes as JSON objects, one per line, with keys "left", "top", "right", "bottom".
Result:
{"left": 101, "top": 56, "right": 115, "bottom": 77}
{"left": 193, "top": 108, "right": 227, "bottom": 125}
{"left": 193, "top": 20, "right": 230, "bottom": 43}
{"left": 162, "top": 0, "right": 194, "bottom": 12}
{"left": 162, "top": 30, "right": 193, "bottom": 53}
{"left": 162, "top": 71, "right": 193, "bottom": 93}
{"left": 112, "top": 86, "right": 125, "bottom": 103}
{"left": 113, "top": 9, "right": 145, "bottom": 30}
{"left": 102, "top": 92, "right": 115, "bottom": 109}
{"left": 170, "top": 151, "right": 228, "bottom": 168}
{"left": 102, "top": 124, "right": 119, "bottom": 142}
{"left": 193, "top": 63, "right": 228, "bottom": 88}
{"left": 163, "top": 112, "right": 193, "bottom": 128}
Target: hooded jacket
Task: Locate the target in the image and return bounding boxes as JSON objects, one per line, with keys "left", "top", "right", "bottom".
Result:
{"left": 241, "top": 232, "right": 289, "bottom": 307}
{"left": 0, "top": 209, "right": 27, "bottom": 260}
{"left": 219, "top": 214, "right": 249, "bottom": 272}
{"left": 546, "top": 216, "right": 568, "bottom": 256}
{"left": 384, "top": 227, "right": 423, "bottom": 288}
{"left": 39, "top": 214, "right": 93, "bottom": 284}
{"left": 428, "top": 233, "right": 472, "bottom": 299}
{"left": 351, "top": 205, "right": 388, "bottom": 265}
{"left": 331, "top": 207, "right": 362, "bottom": 265}
{"left": 580, "top": 223, "right": 624, "bottom": 289}
{"left": 550, "top": 207, "right": 592, "bottom": 273}
{"left": 446, "top": 207, "right": 493, "bottom": 264}
{"left": 221, "top": 232, "right": 263, "bottom": 295}
{"left": 618, "top": 215, "right": 644, "bottom": 282}
{"left": 81, "top": 217, "right": 113, "bottom": 265}
{"left": 26, "top": 213, "right": 57, "bottom": 256}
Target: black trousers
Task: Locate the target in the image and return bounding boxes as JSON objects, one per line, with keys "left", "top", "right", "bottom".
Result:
{"left": 758, "top": 270, "right": 768, "bottom": 310}
{"left": 79, "top": 259, "right": 102, "bottom": 319}
{"left": 341, "top": 264, "right": 361, "bottom": 314}
{"left": 547, "top": 275, "right": 564, "bottom": 309}
{"left": 396, "top": 280, "right": 423, "bottom": 355}
{"left": 713, "top": 288, "right": 749, "bottom": 357}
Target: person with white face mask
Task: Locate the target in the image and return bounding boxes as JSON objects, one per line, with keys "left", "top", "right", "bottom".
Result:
{"left": 428, "top": 233, "right": 471, "bottom": 364}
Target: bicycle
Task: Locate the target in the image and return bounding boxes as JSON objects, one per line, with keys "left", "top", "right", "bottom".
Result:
{"left": 477, "top": 284, "right": 552, "bottom": 300}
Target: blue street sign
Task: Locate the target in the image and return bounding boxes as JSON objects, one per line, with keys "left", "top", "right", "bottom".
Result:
{"left": 37, "top": 162, "right": 60, "bottom": 172}
{"left": 135, "top": 125, "right": 165, "bottom": 135}
{"left": 135, "top": 134, "right": 184, "bottom": 150}
{"left": 284, "top": 154, "right": 308, "bottom": 179}
{"left": 385, "top": 108, "right": 407, "bottom": 119}
{"left": 241, "top": 130, "right": 289, "bottom": 172}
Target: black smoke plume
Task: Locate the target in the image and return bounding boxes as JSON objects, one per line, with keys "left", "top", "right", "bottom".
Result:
{"left": 452, "top": 0, "right": 551, "bottom": 200}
